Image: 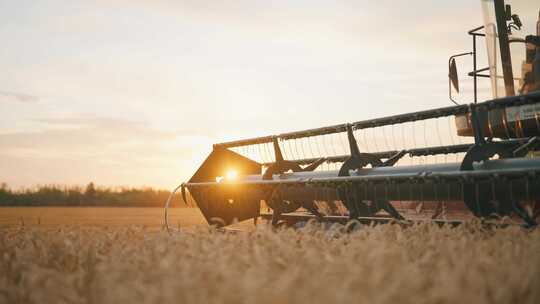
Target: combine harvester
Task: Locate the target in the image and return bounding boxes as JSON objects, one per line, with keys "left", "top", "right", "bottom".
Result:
{"left": 167, "top": 0, "right": 540, "bottom": 228}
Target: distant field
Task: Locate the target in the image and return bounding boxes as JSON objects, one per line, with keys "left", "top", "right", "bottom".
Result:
{"left": 0, "top": 207, "right": 207, "bottom": 228}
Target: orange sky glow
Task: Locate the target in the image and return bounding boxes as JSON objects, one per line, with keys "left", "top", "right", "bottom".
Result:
{"left": 0, "top": 0, "right": 537, "bottom": 189}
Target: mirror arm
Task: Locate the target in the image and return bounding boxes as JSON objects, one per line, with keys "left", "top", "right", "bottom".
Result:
{"left": 468, "top": 67, "right": 490, "bottom": 78}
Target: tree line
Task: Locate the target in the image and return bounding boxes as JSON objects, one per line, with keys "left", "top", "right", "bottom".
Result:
{"left": 0, "top": 182, "right": 187, "bottom": 207}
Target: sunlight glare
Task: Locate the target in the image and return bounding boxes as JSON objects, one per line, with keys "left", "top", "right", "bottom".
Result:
{"left": 226, "top": 169, "right": 238, "bottom": 181}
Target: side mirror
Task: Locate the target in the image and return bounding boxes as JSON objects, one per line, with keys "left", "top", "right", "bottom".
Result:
{"left": 449, "top": 58, "right": 460, "bottom": 93}
{"left": 447, "top": 52, "right": 471, "bottom": 105}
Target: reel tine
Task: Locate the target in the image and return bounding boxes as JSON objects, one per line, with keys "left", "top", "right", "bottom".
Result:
{"left": 534, "top": 106, "right": 540, "bottom": 134}
{"left": 326, "top": 184, "right": 337, "bottom": 216}
{"left": 265, "top": 142, "right": 273, "bottom": 163}
{"left": 383, "top": 179, "right": 394, "bottom": 219}
{"left": 525, "top": 177, "right": 533, "bottom": 219}
{"left": 419, "top": 175, "right": 427, "bottom": 215}
{"left": 384, "top": 179, "right": 389, "bottom": 205}
{"left": 362, "top": 181, "right": 369, "bottom": 215}
{"left": 329, "top": 134, "right": 338, "bottom": 157}
{"left": 432, "top": 178, "right": 440, "bottom": 219}
{"left": 322, "top": 183, "right": 328, "bottom": 215}
{"left": 384, "top": 181, "right": 405, "bottom": 221}
{"left": 335, "top": 186, "right": 342, "bottom": 216}
{"left": 299, "top": 138, "right": 307, "bottom": 160}
{"left": 411, "top": 120, "right": 417, "bottom": 165}
{"left": 409, "top": 177, "right": 414, "bottom": 202}
{"left": 460, "top": 178, "right": 468, "bottom": 217}
{"left": 400, "top": 122, "right": 408, "bottom": 164}
{"left": 435, "top": 177, "right": 440, "bottom": 218}
{"left": 355, "top": 182, "right": 363, "bottom": 219}
{"left": 447, "top": 178, "right": 451, "bottom": 203}
{"left": 420, "top": 175, "right": 425, "bottom": 203}
{"left": 509, "top": 178, "right": 537, "bottom": 227}
{"left": 321, "top": 183, "right": 328, "bottom": 215}
{"left": 345, "top": 182, "right": 352, "bottom": 216}
{"left": 443, "top": 179, "right": 451, "bottom": 219}
{"left": 396, "top": 177, "right": 402, "bottom": 202}
{"left": 292, "top": 138, "right": 300, "bottom": 161}
{"left": 316, "top": 184, "right": 330, "bottom": 216}
{"left": 316, "top": 134, "right": 324, "bottom": 158}
{"left": 257, "top": 143, "right": 265, "bottom": 163}
{"left": 372, "top": 182, "right": 379, "bottom": 216}
{"left": 344, "top": 182, "right": 356, "bottom": 220}
{"left": 423, "top": 119, "right": 428, "bottom": 163}
{"left": 381, "top": 125, "right": 390, "bottom": 152}
{"left": 285, "top": 139, "right": 293, "bottom": 160}
{"left": 526, "top": 176, "right": 530, "bottom": 203}
{"left": 475, "top": 181, "right": 482, "bottom": 218}
{"left": 391, "top": 124, "right": 398, "bottom": 153}
{"left": 491, "top": 177, "right": 499, "bottom": 215}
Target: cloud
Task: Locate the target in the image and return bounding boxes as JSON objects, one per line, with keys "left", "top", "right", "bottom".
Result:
{"left": 0, "top": 116, "right": 213, "bottom": 188}
{"left": 0, "top": 91, "right": 39, "bottom": 103}
{"left": 2, "top": 0, "right": 518, "bottom": 188}
{"left": 1, "top": 117, "right": 179, "bottom": 152}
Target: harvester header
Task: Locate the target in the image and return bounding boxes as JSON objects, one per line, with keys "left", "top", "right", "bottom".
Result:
{"left": 167, "top": 0, "right": 540, "bottom": 229}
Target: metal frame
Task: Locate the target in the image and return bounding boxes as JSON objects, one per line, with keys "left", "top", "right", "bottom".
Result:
{"left": 260, "top": 138, "right": 529, "bottom": 167}
{"left": 215, "top": 91, "right": 540, "bottom": 149}
{"left": 468, "top": 26, "right": 490, "bottom": 103}
{"left": 184, "top": 162, "right": 540, "bottom": 189}
{"left": 184, "top": 92, "right": 540, "bottom": 227}
{"left": 448, "top": 26, "right": 492, "bottom": 104}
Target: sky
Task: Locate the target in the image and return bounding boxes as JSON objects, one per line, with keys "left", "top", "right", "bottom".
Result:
{"left": 0, "top": 0, "right": 538, "bottom": 189}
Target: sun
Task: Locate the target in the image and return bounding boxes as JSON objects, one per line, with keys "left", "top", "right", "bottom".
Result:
{"left": 225, "top": 169, "right": 238, "bottom": 181}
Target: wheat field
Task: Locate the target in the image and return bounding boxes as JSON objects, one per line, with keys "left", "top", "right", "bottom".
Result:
{"left": 1, "top": 208, "right": 539, "bottom": 304}
{"left": 0, "top": 207, "right": 206, "bottom": 229}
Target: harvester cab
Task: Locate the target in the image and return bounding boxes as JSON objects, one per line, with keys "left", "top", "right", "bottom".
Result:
{"left": 451, "top": 0, "right": 540, "bottom": 139}
{"left": 167, "top": 0, "right": 540, "bottom": 229}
